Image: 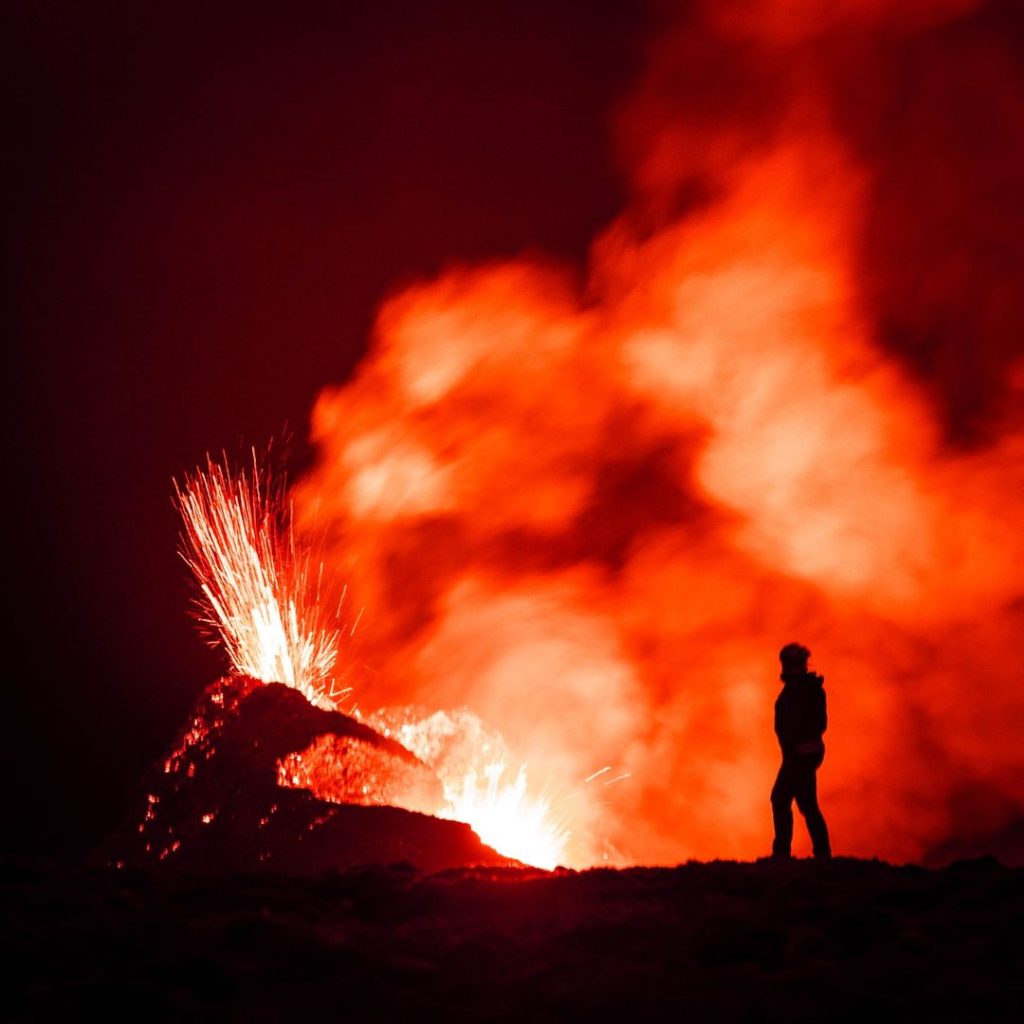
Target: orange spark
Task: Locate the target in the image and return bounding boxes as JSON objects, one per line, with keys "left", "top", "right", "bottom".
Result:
{"left": 175, "top": 455, "right": 345, "bottom": 710}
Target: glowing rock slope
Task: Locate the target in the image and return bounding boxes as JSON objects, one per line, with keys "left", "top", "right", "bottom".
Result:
{"left": 101, "top": 676, "right": 511, "bottom": 874}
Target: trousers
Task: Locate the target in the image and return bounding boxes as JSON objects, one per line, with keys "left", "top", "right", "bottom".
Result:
{"left": 771, "top": 751, "right": 831, "bottom": 858}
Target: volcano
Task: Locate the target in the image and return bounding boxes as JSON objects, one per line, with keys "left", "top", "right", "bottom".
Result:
{"left": 99, "top": 676, "right": 512, "bottom": 874}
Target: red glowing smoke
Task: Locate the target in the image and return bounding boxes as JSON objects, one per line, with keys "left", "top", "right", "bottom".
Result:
{"left": 290, "top": 0, "right": 1024, "bottom": 865}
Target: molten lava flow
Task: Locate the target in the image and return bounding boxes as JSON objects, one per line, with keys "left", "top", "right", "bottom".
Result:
{"left": 442, "top": 762, "right": 566, "bottom": 871}
{"left": 288, "top": 2, "right": 1024, "bottom": 866}
{"left": 176, "top": 455, "right": 345, "bottom": 710}
{"left": 368, "top": 708, "right": 571, "bottom": 869}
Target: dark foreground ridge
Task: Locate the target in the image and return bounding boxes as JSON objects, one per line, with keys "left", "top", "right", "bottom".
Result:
{"left": 6, "top": 857, "right": 1021, "bottom": 1021}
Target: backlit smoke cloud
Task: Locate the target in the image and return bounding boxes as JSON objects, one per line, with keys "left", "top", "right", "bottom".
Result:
{"left": 292, "top": 0, "right": 1024, "bottom": 865}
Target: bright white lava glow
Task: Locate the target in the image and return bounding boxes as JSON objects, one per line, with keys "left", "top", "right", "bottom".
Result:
{"left": 438, "top": 761, "right": 569, "bottom": 870}
{"left": 367, "top": 708, "right": 570, "bottom": 869}
{"left": 175, "top": 455, "right": 343, "bottom": 710}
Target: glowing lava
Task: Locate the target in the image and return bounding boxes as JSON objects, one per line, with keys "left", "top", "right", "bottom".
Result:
{"left": 176, "top": 457, "right": 572, "bottom": 869}
{"left": 439, "top": 762, "right": 567, "bottom": 870}
{"left": 368, "top": 707, "right": 571, "bottom": 869}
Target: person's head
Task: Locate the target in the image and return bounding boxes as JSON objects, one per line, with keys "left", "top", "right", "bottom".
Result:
{"left": 779, "top": 642, "right": 810, "bottom": 674}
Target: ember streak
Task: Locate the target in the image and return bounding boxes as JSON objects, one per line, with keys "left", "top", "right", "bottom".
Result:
{"left": 175, "top": 455, "right": 345, "bottom": 711}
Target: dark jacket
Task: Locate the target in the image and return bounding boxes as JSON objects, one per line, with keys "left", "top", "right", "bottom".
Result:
{"left": 774, "top": 671, "right": 827, "bottom": 757}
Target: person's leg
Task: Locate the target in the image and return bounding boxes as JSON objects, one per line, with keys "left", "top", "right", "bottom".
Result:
{"left": 793, "top": 756, "right": 831, "bottom": 859}
{"left": 770, "top": 762, "right": 795, "bottom": 857}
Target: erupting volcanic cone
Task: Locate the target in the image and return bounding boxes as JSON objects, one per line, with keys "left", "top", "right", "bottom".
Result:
{"left": 100, "top": 676, "right": 512, "bottom": 874}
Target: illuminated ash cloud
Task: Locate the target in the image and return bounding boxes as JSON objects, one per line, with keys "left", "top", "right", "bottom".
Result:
{"left": 292, "top": 0, "right": 1024, "bottom": 866}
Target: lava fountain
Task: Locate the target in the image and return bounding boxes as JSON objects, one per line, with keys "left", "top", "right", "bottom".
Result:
{"left": 175, "top": 454, "right": 344, "bottom": 710}
{"left": 173, "top": 455, "right": 574, "bottom": 869}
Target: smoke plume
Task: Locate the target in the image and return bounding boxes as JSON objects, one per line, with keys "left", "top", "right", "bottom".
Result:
{"left": 292, "top": 0, "right": 1024, "bottom": 865}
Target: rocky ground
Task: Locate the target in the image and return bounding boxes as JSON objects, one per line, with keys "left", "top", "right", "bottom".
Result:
{"left": 6, "top": 855, "right": 1021, "bottom": 1022}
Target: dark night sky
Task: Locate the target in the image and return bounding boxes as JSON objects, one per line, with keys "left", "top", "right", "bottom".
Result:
{"left": 6, "top": 1, "right": 645, "bottom": 857}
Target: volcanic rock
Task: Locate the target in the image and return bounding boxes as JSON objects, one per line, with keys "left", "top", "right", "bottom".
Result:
{"left": 10, "top": 857, "right": 1024, "bottom": 1021}
{"left": 99, "top": 676, "right": 510, "bottom": 874}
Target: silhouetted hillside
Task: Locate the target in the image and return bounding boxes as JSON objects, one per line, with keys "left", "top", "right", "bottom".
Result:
{"left": 6, "top": 857, "right": 1021, "bottom": 1021}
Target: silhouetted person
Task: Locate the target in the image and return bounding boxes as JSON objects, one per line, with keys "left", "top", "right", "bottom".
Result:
{"left": 771, "top": 643, "right": 831, "bottom": 860}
